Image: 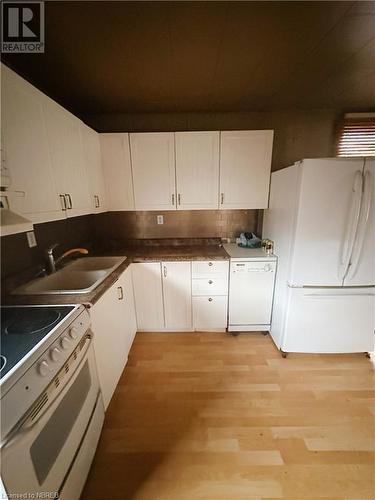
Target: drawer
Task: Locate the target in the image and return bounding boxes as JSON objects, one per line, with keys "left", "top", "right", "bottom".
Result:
{"left": 192, "top": 260, "right": 229, "bottom": 278}
{"left": 193, "top": 296, "right": 228, "bottom": 330}
{"left": 192, "top": 277, "right": 228, "bottom": 296}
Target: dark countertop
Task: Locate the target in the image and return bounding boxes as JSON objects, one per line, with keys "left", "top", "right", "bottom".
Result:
{"left": 6, "top": 245, "right": 229, "bottom": 307}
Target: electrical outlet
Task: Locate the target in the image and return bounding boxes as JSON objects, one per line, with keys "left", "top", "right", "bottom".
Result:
{"left": 26, "top": 231, "right": 37, "bottom": 248}
{"left": 157, "top": 215, "right": 164, "bottom": 225}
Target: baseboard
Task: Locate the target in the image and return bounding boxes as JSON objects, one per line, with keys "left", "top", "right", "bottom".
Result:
{"left": 228, "top": 324, "right": 270, "bottom": 332}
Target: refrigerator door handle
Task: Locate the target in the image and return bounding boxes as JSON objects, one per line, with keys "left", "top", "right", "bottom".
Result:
{"left": 338, "top": 170, "right": 363, "bottom": 282}
{"left": 346, "top": 170, "right": 373, "bottom": 281}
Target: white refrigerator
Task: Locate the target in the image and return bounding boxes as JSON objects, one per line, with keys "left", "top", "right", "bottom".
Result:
{"left": 263, "top": 158, "right": 374, "bottom": 354}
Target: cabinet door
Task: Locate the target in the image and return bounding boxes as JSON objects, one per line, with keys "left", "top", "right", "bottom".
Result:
{"left": 162, "top": 262, "right": 192, "bottom": 330}
{"left": 44, "top": 102, "right": 91, "bottom": 218}
{"left": 100, "top": 133, "right": 134, "bottom": 211}
{"left": 219, "top": 130, "right": 273, "bottom": 209}
{"left": 130, "top": 133, "right": 176, "bottom": 210}
{"left": 118, "top": 266, "right": 138, "bottom": 356}
{"left": 132, "top": 263, "right": 165, "bottom": 330}
{"left": 81, "top": 124, "right": 107, "bottom": 213}
{"left": 193, "top": 296, "right": 228, "bottom": 330}
{"left": 175, "top": 131, "right": 219, "bottom": 209}
{"left": 91, "top": 280, "right": 128, "bottom": 409}
{"left": 2, "top": 66, "right": 64, "bottom": 223}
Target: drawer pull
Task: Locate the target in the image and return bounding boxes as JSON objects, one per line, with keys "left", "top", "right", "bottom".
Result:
{"left": 208, "top": 297, "right": 213, "bottom": 302}
{"left": 208, "top": 262, "right": 213, "bottom": 266}
{"left": 208, "top": 280, "right": 213, "bottom": 284}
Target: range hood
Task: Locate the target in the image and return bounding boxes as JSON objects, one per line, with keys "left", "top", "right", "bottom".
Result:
{"left": 0, "top": 193, "right": 33, "bottom": 236}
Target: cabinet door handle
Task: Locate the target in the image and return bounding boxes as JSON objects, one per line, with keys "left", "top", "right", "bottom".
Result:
{"left": 65, "top": 194, "right": 72, "bottom": 209}
{"left": 208, "top": 297, "right": 213, "bottom": 302}
{"left": 208, "top": 262, "right": 213, "bottom": 267}
{"left": 171, "top": 194, "right": 175, "bottom": 205}
{"left": 59, "top": 194, "right": 67, "bottom": 211}
{"left": 94, "top": 195, "right": 99, "bottom": 208}
{"left": 220, "top": 193, "right": 224, "bottom": 205}
{"left": 178, "top": 194, "right": 181, "bottom": 205}
{"left": 208, "top": 280, "right": 213, "bottom": 284}
{"left": 117, "top": 286, "right": 124, "bottom": 300}
{"left": 97, "top": 195, "right": 100, "bottom": 207}
{"left": 163, "top": 266, "right": 167, "bottom": 278}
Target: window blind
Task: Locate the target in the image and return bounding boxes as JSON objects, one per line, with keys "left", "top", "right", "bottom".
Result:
{"left": 337, "top": 113, "right": 375, "bottom": 157}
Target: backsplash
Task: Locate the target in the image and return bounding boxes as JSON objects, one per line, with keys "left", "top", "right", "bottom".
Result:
{"left": 1, "top": 215, "right": 95, "bottom": 280}
{"left": 94, "top": 209, "right": 260, "bottom": 244}
{"left": 1, "top": 209, "right": 260, "bottom": 283}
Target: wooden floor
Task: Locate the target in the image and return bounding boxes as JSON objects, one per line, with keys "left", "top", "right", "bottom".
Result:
{"left": 81, "top": 332, "right": 375, "bottom": 500}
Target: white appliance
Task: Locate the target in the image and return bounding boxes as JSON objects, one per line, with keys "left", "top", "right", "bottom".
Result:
{"left": 263, "top": 158, "right": 375, "bottom": 354}
{"left": 1, "top": 305, "right": 105, "bottom": 500}
{"left": 223, "top": 245, "right": 277, "bottom": 331}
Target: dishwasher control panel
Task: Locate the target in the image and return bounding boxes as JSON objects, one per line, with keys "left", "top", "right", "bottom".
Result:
{"left": 231, "top": 261, "right": 276, "bottom": 273}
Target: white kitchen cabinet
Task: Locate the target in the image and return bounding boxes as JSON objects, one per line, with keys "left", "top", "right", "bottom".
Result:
{"left": 162, "top": 262, "right": 192, "bottom": 330}
{"left": 43, "top": 102, "right": 92, "bottom": 218}
{"left": 91, "top": 266, "right": 137, "bottom": 409}
{"left": 122, "top": 266, "right": 138, "bottom": 352}
{"left": 193, "top": 296, "right": 228, "bottom": 330}
{"left": 100, "top": 133, "right": 134, "bottom": 211}
{"left": 175, "top": 131, "right": 220, "bottom": 209}
{"left": 192, "top": 260, "right": 229, "bottom": 331}
{"left": 81, "top": 124, "right": 107, "bottom": 213}
{"left": 219, "top": 130, "right": 274, "bottom": 209}
{"left": 132, "top": 262, "right": 165, "bottom": 330}
{"left": 130, "top": 133, "right": 176, "bottom": 210}
{"left": 1, "top": 65, "right": 64, "bottom": 223}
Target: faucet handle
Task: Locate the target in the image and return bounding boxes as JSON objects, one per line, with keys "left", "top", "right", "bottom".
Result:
{"left": 46, "top": 243, "right": 59, "bottom": 254}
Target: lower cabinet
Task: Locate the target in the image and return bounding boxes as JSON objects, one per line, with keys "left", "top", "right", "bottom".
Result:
{"left": 131, "top": 262, "right": 165, "bottom": 330}
{"left": 162, "top": 262, "right": 192, "bottom": 330}
{"left": 192, "top": 296, "right": 228, "bottom": 330}
{"left": 192, "top": 260, "right": 229, "bottom": 331}
{"left": 132, "top": 261, "right": 192, "bottom": 331}
{"left": 132, "top": 260, "right": 229, "bottom": 332}
{"left": 90, "top": 267, "right": 137, "bottom": 409}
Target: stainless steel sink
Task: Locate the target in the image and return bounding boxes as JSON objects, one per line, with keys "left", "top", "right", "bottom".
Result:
{"left": 13, "top": 256, "right": 127, "bottom": 295}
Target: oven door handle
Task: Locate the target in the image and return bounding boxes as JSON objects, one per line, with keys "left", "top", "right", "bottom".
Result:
{"left": 2, "top": 333, "right": 93, "bottom": 449}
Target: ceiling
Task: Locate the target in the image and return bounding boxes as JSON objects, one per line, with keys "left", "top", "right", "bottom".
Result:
{"left": 3, "top": 1, "right": 375, "bottom": 117}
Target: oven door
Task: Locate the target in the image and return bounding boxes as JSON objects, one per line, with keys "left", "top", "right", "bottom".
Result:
{"left": 1, "top": 332, "right": 102, "bottom": 497}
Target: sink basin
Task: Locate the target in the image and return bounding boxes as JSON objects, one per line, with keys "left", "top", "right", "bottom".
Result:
{"left": 13, "top": 256, "right": 127, "bottom": 295}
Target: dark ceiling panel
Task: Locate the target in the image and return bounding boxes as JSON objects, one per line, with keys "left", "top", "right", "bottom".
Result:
{"left": 2, "top": 1, "right": 374, "bottom": 116}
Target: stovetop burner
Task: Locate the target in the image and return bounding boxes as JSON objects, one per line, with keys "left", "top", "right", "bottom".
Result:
{"left": 1, "top": 305, "right": 76, "bottom": 380}
{"left": 4, "top": 309, "right": 61, "bottom": 335}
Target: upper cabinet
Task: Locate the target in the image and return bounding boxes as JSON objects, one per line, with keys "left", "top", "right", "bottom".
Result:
{"left": 43, "top": 102, "right": 92, "bottom": 218}
{"left": 81, "top": 124, "right": 107, "bottom": 213}
{"left": 175, "top": 131, "right": 220, "bottom": 210}
{"left": 1, "top": 65, "right": 65, "bottom": 223}
{"left": 219, "top": 130, "right": 274, "bottom": 209}
{"left": 130, "top": 133, "right": 176, "bottom": 211}
{"left": 100, "top": 134, "right": 134, "bottom": 211}
{"left": 1, "top": 65, "right": 104, "bottom": 226}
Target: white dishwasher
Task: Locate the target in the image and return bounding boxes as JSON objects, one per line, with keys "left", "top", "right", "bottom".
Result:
{"left": 223, "top": 244, "right": 277, "bottom": 332}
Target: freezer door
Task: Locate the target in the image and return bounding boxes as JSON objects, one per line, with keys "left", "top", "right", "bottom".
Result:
{"left": 282, "top": 287, "right": 375, "bottom": 353}
{"left": 345, "top": 159, "right": 375, "bottom": 286}
{"left": 289, "top": 159, "right": 364, "bottom": 286}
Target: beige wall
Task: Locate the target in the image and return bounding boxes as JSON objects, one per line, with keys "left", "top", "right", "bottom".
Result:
{"left": 84, "top": 109, "right": 340, "bottom": 171}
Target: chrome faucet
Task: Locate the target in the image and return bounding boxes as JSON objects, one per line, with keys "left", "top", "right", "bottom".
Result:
{"left": 45, "top": 244, "right": 89, "bottom": 274}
